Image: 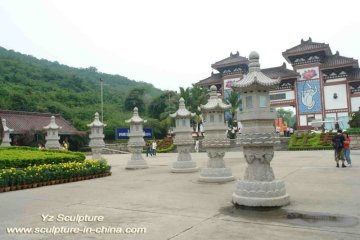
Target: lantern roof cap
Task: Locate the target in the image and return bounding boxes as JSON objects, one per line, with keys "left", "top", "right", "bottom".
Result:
{"left": 200, "top": 85, "right": 231, "bottom": 111}
{"left": 170, "top": 98, "right": 196, "bottom": 118}
{"left": 87, "top": 112, "right": 107, "bottom": 127}
{"left": 1, "top": 118, "right": 13, "bottom": 132}
{"left": 125, "top": 107, "right": 147, "bottom": 124}
{"left": 43, "top": 116, "right": 62, "bottom": 130}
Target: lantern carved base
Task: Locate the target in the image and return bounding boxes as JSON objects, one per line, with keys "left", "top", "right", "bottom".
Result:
{"left": 45, "top": 141, "right": 60, "bottom": 149}
{"left": 232, "top": 180, "right": 290, "bottom": 207}
{"left": 199, "top": 149, "right": 234, "bottom": 182}
{"left": 91, "top": 147, "right": 103, "bottom": 160}
{"left": 125, "top": 146, "right": 148, "bottom": 169}
{"left": 232, "top": 146, "right": 290, "bottom": 207}
{"left": 171, "top": 145, "right": 198, "bottom": 173}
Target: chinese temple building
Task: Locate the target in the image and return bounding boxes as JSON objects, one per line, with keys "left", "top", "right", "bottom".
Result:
{"left": 195, "top": 38, "right": 360, "bottom": 130}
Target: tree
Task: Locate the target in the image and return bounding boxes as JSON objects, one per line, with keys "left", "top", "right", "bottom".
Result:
{"left": 349, "top": 108, "right": 360, "bottom": 128}
{"left": 225, "top": 91, "right": 241, "bottom": 127}
{"left": 276, "top": 108, "right": 296, "bottom": 128}
{"left": 179, "top": 85, "right": 208, "bottom": 130}
{"left": 124, "top": 88, "right": 145, "bottom": 112}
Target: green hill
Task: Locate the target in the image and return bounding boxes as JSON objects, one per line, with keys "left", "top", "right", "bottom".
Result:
{"left": 0, "top": 46, "right": 163, "bottom": 138}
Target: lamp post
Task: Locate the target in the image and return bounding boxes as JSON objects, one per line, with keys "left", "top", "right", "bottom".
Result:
{"left": 100, "top": 78, "right": 104, "bottom": 123}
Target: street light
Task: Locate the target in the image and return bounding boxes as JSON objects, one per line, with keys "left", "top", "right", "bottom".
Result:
{"left": 100, "top": 78, "right": 104, "bottom": 123}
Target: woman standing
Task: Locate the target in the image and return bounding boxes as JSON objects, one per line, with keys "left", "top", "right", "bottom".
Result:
{"left": 343, "top": 132, "right": 352, "bottom": 167}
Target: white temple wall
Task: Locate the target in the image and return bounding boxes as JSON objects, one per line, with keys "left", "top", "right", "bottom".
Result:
{"left": 299, "top": 115, "right": 307, "bottom": 126}
{"left": 351, "top": 97, "right": 360, "bottom": 112}
{"left": 324, "top": 84, "right": 347, "bottom": 110}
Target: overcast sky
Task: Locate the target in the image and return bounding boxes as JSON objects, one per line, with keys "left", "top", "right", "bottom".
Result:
{"left": 1, "top": 0, "right": 360, "bottom": 91}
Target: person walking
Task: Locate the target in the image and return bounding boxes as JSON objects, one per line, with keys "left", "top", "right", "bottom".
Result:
{"left": 332, "top": 129, "right": 346, "bottom": 168}
{"left": 152, "top": 140, "right": 157, "bottom": 156}
{"left": 343, "top": 131, "right": 352, "bottom": 167}
{"left": 146, "top": 142, "right": 152, "bottom": 157}
{"left": 194, "top": 139, "right": 199, "bottom": 153}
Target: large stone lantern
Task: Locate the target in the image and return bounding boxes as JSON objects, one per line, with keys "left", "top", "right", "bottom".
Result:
{"left": 1, "top": 118, "right": 13, "bottom": 146}
{"left": 125, "top": 107, "right": 148, "bottom": 169}
{"left": 87, "top": 112, "right": 106, "bottom": 159}
{"left": 232, "top": 51, "right": 290, "bottom": 207}
{"left": 199, "top": 85, "right": 234, "bottom": 183}
{"left": 170, "top": 98, "right": 199, "bottom": 173}
{"left": 43, "top": 116, "right": 62, "bottom": 149}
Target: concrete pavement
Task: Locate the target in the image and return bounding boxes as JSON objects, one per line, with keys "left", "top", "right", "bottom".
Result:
{"left": 0, "top": 150, "right": 359, "bottom": 240}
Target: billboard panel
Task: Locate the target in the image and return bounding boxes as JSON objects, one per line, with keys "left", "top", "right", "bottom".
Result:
{"left": 116, "top": 128, "right": 152, "bottom": 140}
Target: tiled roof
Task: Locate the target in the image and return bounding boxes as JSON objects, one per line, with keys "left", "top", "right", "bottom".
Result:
{"left": 0, "top": 110, "right": 80, "bottom": 134}
{"left": 211, "top": 51, "right": 249, "bottom": 70}
{"left": 348, "top": 68, "right": 360, "bottom": 80}
{"left": 321, "top": 51, "right": 358, "bottom": 69}
{"left": 261, "top": 63, "right": 299, "bottom": 79}
{"left": 196, "top": 72, "right": 222, "bottom": 86}
{"left": 283, "top": 38, "right": 331, "bottom": 56}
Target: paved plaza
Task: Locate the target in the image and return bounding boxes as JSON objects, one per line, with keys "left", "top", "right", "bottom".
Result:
{"left": 0, "top": 150, "right": 359, "bottom": 240}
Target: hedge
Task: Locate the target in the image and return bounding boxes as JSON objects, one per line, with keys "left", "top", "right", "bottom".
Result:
{"left": 0, "top": 160, "right": 111, "bottom": 188}
{"left": 347, "top": 128, "right": 360, "bottom": 135}
{"left": 288, "top": 133, "right": 334, "bottom": 150}
{"left": 0, "top": 147, "right": 85, "bottom": 169}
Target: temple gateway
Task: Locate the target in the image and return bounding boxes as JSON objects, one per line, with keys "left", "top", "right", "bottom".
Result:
{"left": 196, "top": 38, "right": 360, "bottom": 130}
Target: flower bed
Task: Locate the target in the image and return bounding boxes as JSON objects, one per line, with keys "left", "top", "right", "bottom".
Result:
{"left": 0, "top": 160, "right": 111, "bottom": 192}
{"left": 288, "top": 132, "right": 333, "bottom": 150}
{"left": 0, "top": 147, "right": 85, "bottom": 169}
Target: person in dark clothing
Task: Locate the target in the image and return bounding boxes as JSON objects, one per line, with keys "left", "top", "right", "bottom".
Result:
{"left": 332, "top": 129, "right": 346, "bottom": 168}
{"left": 145, "top": 142, "right": 152, "bottom": 157}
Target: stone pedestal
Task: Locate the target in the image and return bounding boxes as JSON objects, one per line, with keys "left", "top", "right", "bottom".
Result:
{"left": 171, "top": 144, "right": 199, "bottom": 173}
{"left": 125, "top": 107, "right": 148, "bottom": 169}
{"left": 43, "top": 116, "right": 61, "bottom": 149}
{"left": 232, "top": 146, "right": 289, "bottom": 206}
{"left": 170, "top": 98, "right": 199, "bottom": 173}
{"left": 87, "top": 112, "right": 106, "bottom": 160}
{"left": 199, "top": 148, "right": 234, "bottom": 182}
{"left": 1, "top": 118, "right": 13, "bottom": 147}
{"left": 198, "top": 86, "right": 234, "bottom": 183}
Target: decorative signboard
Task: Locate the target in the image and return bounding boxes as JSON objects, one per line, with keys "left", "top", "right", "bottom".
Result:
{"left": 297, "top": 80, "right": 322, "bottom": 114}
{"left": 297, "top": 67, "right": 319, "bottom": 81}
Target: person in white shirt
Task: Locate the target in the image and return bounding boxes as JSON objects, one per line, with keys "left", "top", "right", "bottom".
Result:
{"left": 152, "top": 141, "right": 157, "bottom": 156}
{"left": 194, "top": 140, "right": 199, "bottom": 153}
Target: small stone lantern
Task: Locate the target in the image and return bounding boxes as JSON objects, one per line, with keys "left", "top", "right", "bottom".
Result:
{"left": 125, "top": 107, "right": 148, "bottom": 169}
{"left": 199, "top": 85, "right": 234, "bottom": 183}
{"left": 232, "top": 51, "right": 290, "bottom": 207}
{"left": 170, "top": 98, "right": 199, "bottom": 173}
{"left": 1, "top": 118, "right": 13, "bottom": 146}
{"left": 87, "top": 112, "right": 106, "bottom": 159}
{"left": 43, "top": 116, "right": 62, "bottom": 149}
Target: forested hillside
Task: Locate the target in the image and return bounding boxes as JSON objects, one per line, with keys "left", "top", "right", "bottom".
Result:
{"left": 0, "top": 46, "right": 162, "bottom": 137}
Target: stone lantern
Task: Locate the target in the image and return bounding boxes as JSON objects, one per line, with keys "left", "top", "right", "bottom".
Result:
{"left": 170, "top": 98, "right": 199, "bottom": 173}
{"left": 125, "top": 107, "right": 148, "bottom": 169}
{"left": 232, "top": 51, "right": 290, "bottom": 207}
{"left": 43, "top": 116, "right": 62, "bottom": 149}
{"left": 1, "top": 118, "right": 13, "bottom": 146}
{"left": 87, "top": 112, "right": 106, "bottom": 159}
{"left": 199, "top": 85, "right": 234, "bottom": 183}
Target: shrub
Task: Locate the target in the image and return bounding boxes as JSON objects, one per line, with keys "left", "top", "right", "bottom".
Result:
{"left": 0, "top": 147, "right": 85, "bottom": 169}
{"left": 0, "top": 160, "right": 111, "bottom": 188}
{"left": 346, "top": 128, "right": 360, "bottom": 135}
